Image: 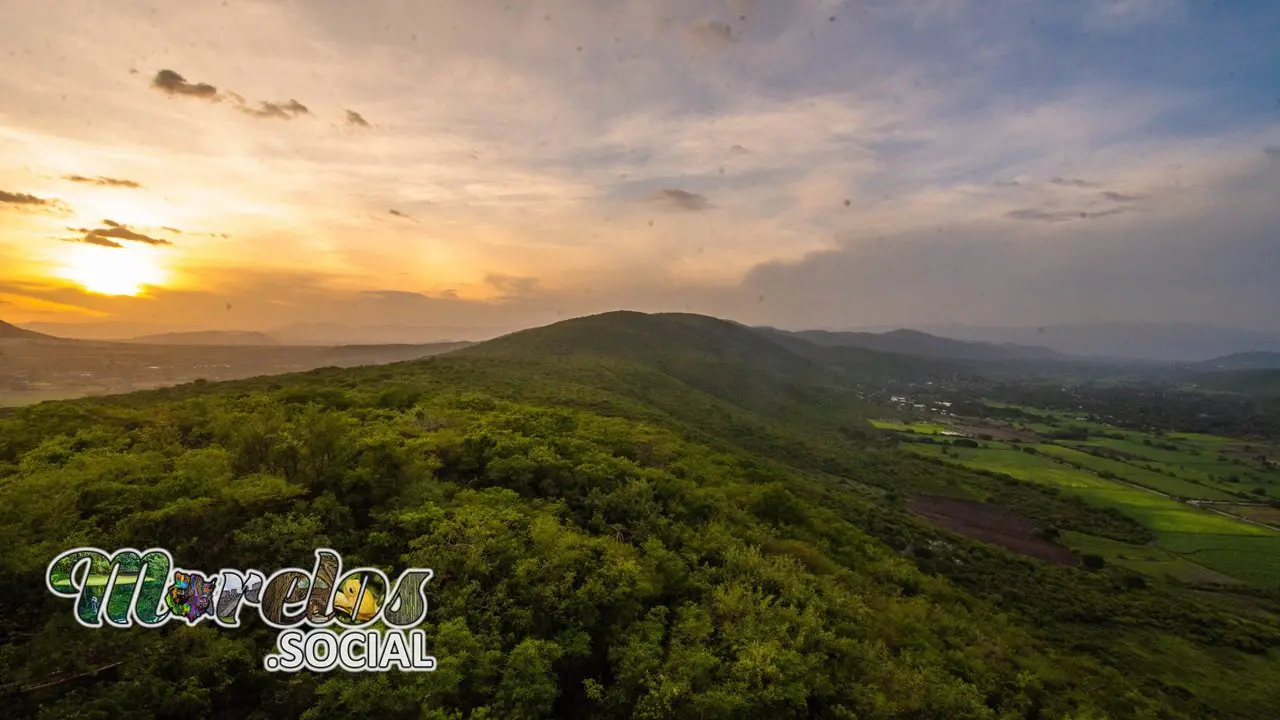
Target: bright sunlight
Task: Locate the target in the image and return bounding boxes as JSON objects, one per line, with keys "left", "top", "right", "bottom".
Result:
{"left": 56, "top": 243, "right": 168, "bottom": 296}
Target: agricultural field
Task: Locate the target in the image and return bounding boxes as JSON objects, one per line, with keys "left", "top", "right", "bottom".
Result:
{"left": 1219, "top": 504, "right": 1280, "bottom": 526}
{"left": 901, "top": 438, "right": 1280, "bottom": 585}
{"left": 868, "top": 419, "right": 953, "bottom": 434}
{"left": 904, "top": 443, "right": 1104, "bottom": 488}
{"left": 1156, "top": 533, "right": 1280, "bottom": 587}
{"left": 1034, "top": 444, "right": 1239, "bottom": 501}
{"left": 1060, "top": 531, "right": 1240, "bottom": 585}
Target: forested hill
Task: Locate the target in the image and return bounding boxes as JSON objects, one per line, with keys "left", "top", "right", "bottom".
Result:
{"left": 1, "top": 312, "right": 1278, "bottom": 719}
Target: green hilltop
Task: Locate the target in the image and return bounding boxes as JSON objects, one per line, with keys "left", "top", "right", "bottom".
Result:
{"left": 1, "top": 311, "right": 1278, "bottom": 719}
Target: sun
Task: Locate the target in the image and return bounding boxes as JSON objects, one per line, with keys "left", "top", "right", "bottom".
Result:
{"left": 56, "top": 244, "right": 169, "bottom": 296}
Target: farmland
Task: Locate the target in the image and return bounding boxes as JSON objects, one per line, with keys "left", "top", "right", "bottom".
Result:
{"left": 868, "top": 419, "right": 951, "bottom": 434}
{"left": 887, "top": 405, "right": 1280, "bottom": 586}
{"left": 1060, "top": 531, "right": 1241, "bottom": 585}
{"left": 1033, "top": 444, "right": 1238, "bottom": 501}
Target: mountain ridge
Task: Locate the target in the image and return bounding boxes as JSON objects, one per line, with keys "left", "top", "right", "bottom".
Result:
{"left": 896, "top": 322, "right": 1280, "bottom": 361}
{"left": 764, "top": 326, "right": 1068, "bottom": 362}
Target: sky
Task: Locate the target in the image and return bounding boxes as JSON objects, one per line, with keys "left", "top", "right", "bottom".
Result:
{"left": 1, "top": 0, "right": 1278, "bottom": 340}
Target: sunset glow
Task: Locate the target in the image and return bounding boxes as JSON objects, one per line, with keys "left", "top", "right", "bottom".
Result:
{"left": 56, "top": 244, "right": 168, "bottom": 297}
{"left": 0, "top": 1, "right": 1276, "bottom": 338}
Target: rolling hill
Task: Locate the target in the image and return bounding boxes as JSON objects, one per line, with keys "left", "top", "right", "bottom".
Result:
{"left": 1, "top": 311, "right": 1277, "bottom": 719}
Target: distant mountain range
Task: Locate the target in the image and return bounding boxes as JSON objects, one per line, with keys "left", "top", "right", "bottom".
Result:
{"left": 886, "top": 322, "right": 1280, "bottom": 362}
{"left": 10, "top": 316, "right": 1280, "bottom": 363}
{"left": 764, "top": 327, "right": 1068, "bottom": 363}
{"left": 269, "top": 323, "right": 513, "bottom": 345}
{"left": 123, "top": 330, "right": 280, "bottom": 346}
{"left": 13, "top": 321, "right": 512, "bottom": 346}
{"left": 1193, "top": 351, "right": 1280, "bottom": 371}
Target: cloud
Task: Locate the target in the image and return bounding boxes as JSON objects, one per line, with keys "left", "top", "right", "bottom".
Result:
{"left": 70, "top": 234, "right": 124, "bottom": 249}
{"left": 730, "top": 155, "right": 1280, "bottom": 331}
{"left": 1049, "top": 177, "right": 1101, "bottom": 188}
{"left": 1100, "top": 190, "right": 1142, "bottom": 202}
{"left": 0, "top": 190, "right": 54, "bottom": 206}
{"left": 64, "top": 220, "right": 172, "bottom": 248}
{"left": 63, "top": 175, "right": 142, "bottom": 189}
{"left": 1006, "top": 208, "right": 1079, "bottom": 222}
{"left": 1086, "top": 0, "right": 1186, "bottom": 29}
{"left": 388, "top": 208, "right": 419, "bottom": 222}
{"left": 1266, "top": 146, "right": 1280, "bottom": 159}
{"left": 151, "top": 69, "right": 219, "bottom": 100}
{"left": 485, "top": 274, "right": 539, "bottom": 298}
{"left": 345, "top": 109, "right": 371, "bottom": 127}
{"left": 1006, "top": 206, "right": 1136, "bottom": 222}
{"left": 651, "top": 188, "right": 711, "bottom": 211}
{"left": 682, "top": 21, "right": 737, "bottom": 53}
{"left": 236, "top": 99, "right": 310, "bottom": 120}
{"left": 150, "top": 68, "right": 311, "bottom": 121}
{"left": 2, "top": 0, "right": 1278, "bottom": 334}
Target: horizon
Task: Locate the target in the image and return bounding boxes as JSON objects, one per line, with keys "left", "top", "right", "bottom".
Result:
{"left": 2, "top": 1, "right": 1279, "bottom": 335}
{"left": 7, "top": 310, "right": 1280, "bottom": 345}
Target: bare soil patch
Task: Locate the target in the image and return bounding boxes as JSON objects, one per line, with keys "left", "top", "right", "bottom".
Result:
{"left": 908, "top": 494, "right": 1079, "bottom": 566}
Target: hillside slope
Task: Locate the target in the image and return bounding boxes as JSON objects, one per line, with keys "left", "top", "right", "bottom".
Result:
{"left": 0, "top": 320, "right": 65, "bottom": 343}
{"left": 0, "top": 312, "right": 1276, "bottom": 719}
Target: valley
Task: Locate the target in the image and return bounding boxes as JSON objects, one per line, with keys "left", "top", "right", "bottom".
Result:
{"left": 0, "top": 334, "right": 469, "bottom": 407}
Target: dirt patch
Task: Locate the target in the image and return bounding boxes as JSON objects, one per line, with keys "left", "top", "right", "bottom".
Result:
{"left": 908, "top": 495, "right": 1079, "bottom": 566}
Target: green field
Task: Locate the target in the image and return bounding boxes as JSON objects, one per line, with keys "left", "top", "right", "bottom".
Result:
{"left": 905, "top": 440, "right": 1280, "bottom": 583}
{"left": 1156, "top": 533, "right": 1280, "bottom": 587}
{"left": 905, "top": 444, "right": 1107, "bottom": 488}
{"left": 1060, "top": 531, "right": 1240, "bottom": 585}
{"left": 1167, "top": 432, "right": 1237, "bottom": 444}
{"left": 1077, "top": 436, "right": 1276, "bottom": 474}
{"left": 1035, "top": 444, "right": 1237, "bottom": 501}
{"left": 869, "top": 419, "right": 951, "bottom": 434}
